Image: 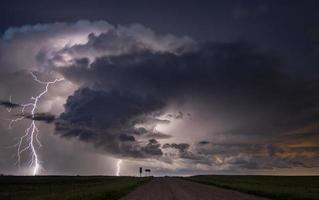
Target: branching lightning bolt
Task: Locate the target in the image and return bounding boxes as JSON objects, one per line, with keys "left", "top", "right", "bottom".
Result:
{"left": 7, "top": 72, "right": 64, "bottom": 175}
{"left": 116, "top": 159, "right": 122, "bottom": 176}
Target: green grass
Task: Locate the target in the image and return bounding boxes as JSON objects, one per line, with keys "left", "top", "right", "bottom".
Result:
{"left": 0, "top": 176, "right": 149, "bottom": 200}
{"left": 186, "top": 175, "right": 319, "bottom": 200}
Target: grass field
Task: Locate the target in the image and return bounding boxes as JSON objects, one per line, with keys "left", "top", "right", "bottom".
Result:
{"left": 0, "top": 176, "right": 149, "bottom": 200}
{"left": 186, "top": 175, "right": 319, "bottom": 200}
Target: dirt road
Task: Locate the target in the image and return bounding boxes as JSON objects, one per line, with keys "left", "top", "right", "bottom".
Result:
{"left": 120, "top": 177, "right": 268, "bottom": 200}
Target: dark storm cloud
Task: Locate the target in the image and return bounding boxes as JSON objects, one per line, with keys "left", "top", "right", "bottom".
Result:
{"left": 0, "top": 100, "right": 20, "bottom": 109}
{"left": 119, "top": 134, "right": 135, "bottom": 142}
{"left": 198, "top": 141, "right": 210, "bottom": 146}
{"left": 58, "top": 88, "right": 165, "bottom": 130}
{"left": 23, "top": 113, "right": 56, "bottom": 123}
{"left": 163, "top": 143, "right": 190, "bottom": 152}
{"left": 141, "top": 139, "right": 163, "bottom": 156}
{"left": 58, "top": 42, "right": 319, "bottom": 134}
{"left": 55, "top": 40, "right": 319, "bottom": 168}
{"left": 55, "top": 88, "right": 166, "bottom": 158}
{"left": 162, "top": 142, "right": 210, "bottom": 164}
{"left": 55, "top": 120, "right": 163, "bottom": 159}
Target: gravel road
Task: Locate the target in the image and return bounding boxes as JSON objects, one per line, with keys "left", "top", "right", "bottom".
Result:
{"left": 120, "top": 177, "right": 268, "bottom": 200}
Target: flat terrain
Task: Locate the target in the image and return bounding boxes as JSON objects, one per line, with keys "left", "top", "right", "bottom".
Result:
{"left": 0, "top": 176, "right": 148, "bottom": 200}
{"left": 120, "top": 177, "right": 268, "bottom": 200}
{"left": 187, "top": 175, "right": 319, "bottom": 200}
{"left": 1, "top": 175, "right": 318, "bottom": 200}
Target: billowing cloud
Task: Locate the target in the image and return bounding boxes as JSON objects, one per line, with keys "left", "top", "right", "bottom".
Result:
{"left": 1, "top": 20, "right": 193, "bottom": 74}
{"left": 55, "top": 88, "right": 167, "bottom": 158}
{"left": 57, "top": 41, "right": 319, "bottom": 134}
{"left": 55, "top": 39, "right": 319, "bottom": 169}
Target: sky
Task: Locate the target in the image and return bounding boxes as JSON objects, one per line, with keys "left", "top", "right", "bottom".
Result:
{"left": 0, "top": 0, "right": 319, "bottom": 176}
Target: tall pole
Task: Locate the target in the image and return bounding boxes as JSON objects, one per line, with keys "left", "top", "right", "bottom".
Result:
{"left": 139, "top": 167, "right": 142, "bottom": 177}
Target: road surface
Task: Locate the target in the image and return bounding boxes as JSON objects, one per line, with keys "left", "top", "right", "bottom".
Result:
{"left": 120, "top": 177, "right": 268, "bottom": 200}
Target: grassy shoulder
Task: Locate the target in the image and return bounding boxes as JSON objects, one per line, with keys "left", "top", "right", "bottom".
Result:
{"left": 186, "top": 175, "right": 319, "bottom": 200}
{"left": 0, "top": 176, "right": 149, "bottom": 200}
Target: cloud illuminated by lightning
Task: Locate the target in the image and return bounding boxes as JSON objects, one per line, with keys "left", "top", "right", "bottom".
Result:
{"left": 116, "top": 159, "right": 122, "bottom": 176}
{"left": 8, "top": 72, "right": 64, "bottom": 175}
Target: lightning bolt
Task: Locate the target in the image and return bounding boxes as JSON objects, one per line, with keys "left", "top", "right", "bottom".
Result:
{"left": 116, "top": 159, "right": 122, "bottom": 176}
{"left": 7, "top": 71, "right": 64, "bottom": 175}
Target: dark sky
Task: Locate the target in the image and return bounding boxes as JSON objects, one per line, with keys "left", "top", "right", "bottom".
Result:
{"left": 1, "top": 1, "right": 318, "bottom": 41}
{"left": 0, "top": 0, "right": 319, "bottom": 176}
{"left": 2, "top": 0, "right": 318, "bottom": 73}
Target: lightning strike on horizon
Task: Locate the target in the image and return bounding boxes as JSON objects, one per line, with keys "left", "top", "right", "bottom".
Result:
{"left": 116, "top": 159, "right": 122, "bottom": 176}
{"left": 8, "top": 71, "right": 64, "bottom": 175}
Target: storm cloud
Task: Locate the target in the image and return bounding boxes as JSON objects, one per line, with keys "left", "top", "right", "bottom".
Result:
{"left": 54, "top": 36, "right": 319, "bottom": 169}
{"left": 57, "top": 41, "right": 319, "bottom": 135}
{"left": 0, "top": 100, "right": 20, "bottom": 109}
{"left": 55, "top": 88, "right": 167, "bottom": 158}
{"left": 24, "top": 113, "right": 56, "bottom": 123}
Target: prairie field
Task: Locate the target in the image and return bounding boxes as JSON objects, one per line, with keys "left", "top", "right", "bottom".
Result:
{"left": 187, "top": 175, "right": 319, "bottom": 200}
{"left": 0, "top": 176, "right": 148, "bottom": 200}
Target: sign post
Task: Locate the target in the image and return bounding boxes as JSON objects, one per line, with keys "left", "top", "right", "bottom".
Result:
{"left": 139, "top": 167, "right": 142, "bottom": 177}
